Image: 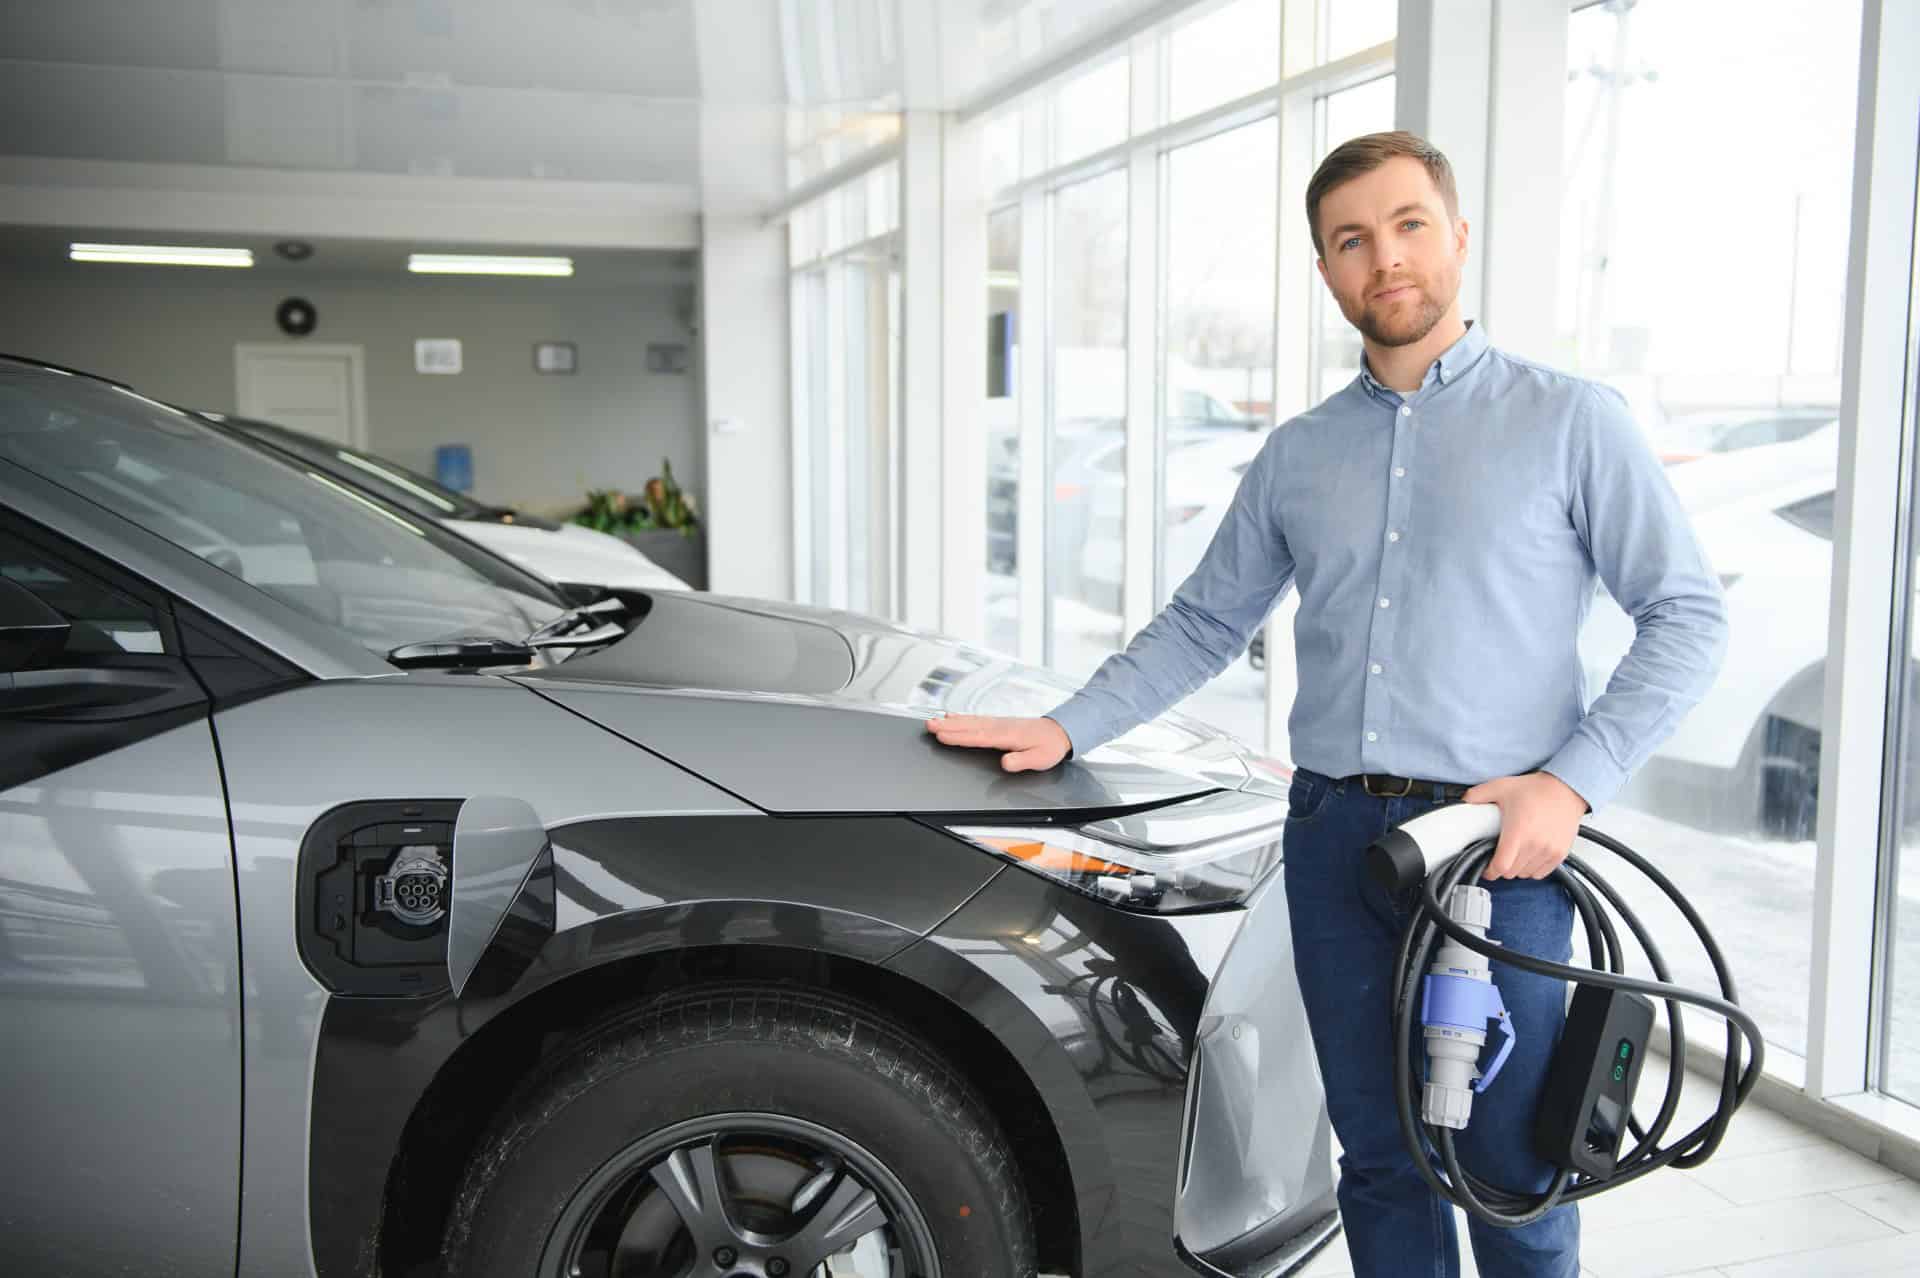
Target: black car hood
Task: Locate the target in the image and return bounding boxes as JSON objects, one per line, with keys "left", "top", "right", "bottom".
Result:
{"left": 514, "top": 592, "right": 1282, "bottom": 816}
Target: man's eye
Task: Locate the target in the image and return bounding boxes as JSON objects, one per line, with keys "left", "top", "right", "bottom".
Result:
{"left": 1341, "top": 236, "right": 1362, "bottom": 251}
{"left": 1402, "top": 219, "right": 1424, "bottom": 231}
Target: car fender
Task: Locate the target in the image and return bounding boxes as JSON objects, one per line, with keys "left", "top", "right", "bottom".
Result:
{"left": 306, "top": 812, "right": 1007, "bottom": 1277}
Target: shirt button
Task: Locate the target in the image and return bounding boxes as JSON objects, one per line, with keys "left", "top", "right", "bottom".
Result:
{"left": 1371, "top": 663, "right": 1383, "bottom": 674}
{"left": 1378, "top": 597, "right": 1391, "bottom": 608}
{"left": 1366, "top": 731, "right": 1379, "bottom": 742}
{"left": 1400, "top": 405, "right": 1413, "bottom": 417}
{"left": 1393, "top": 467, "right": 1406, "bottom": 477}
{"left": 1388, "top": 531, "right": 1401, "bottom": 543}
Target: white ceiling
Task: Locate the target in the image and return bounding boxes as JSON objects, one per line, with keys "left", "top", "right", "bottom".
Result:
{"left": 0, "top": 0, "right": 1190, "bottom": 187}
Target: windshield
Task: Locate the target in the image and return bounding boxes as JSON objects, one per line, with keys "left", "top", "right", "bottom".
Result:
{"left": 0, "top": 363, "right": 567, "bottom": 662}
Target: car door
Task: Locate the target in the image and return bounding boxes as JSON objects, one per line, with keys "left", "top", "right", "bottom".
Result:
{"left": 0, "top": 514, "right": 243, "bottom": 1276}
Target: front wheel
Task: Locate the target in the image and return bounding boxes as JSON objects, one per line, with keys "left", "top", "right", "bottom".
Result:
{"left": 441, "top": 983, "right": 1037, "bottom": 1278}
{"left": 1758, "top": 715, "right": 1820, "bottom": 842}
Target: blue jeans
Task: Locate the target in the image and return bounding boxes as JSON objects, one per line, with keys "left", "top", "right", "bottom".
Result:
{"left": 1283, "top": 768, "right": 1580, "bottom": 1278}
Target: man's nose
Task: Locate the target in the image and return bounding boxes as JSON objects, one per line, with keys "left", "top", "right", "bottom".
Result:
{"left": 1371, "top": 236, "right": 1405, "bottom": 274}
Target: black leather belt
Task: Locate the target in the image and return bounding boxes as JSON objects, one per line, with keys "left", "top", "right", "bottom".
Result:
{"left": 1345, "top": 772, "right": 1472, "bottom": 802}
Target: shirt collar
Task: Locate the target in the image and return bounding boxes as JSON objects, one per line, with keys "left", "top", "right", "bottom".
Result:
{"left": 1358, "top": 320, "right": 1490, "bottom": 402}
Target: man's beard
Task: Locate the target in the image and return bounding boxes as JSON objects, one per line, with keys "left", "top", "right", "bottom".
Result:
{"left": 1345, "top": 278, "right": 1451, "bottom": 348}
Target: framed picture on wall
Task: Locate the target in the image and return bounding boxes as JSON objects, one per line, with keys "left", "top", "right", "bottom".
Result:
{"left": 415, "top": 339, "right": 462, "bottom": 375}
{"left": 534, "top": 341, "right": 577, "bottom": 374}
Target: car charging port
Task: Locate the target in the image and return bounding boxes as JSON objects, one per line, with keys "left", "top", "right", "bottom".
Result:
{"left": 297, "top": 799, "right": 462, "bottom": 995}
{"left": 375, "top": 845, "right": 448, "bottom": 927}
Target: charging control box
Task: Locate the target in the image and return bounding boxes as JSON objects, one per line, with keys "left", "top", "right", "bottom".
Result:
{"left": 1535, "top": 985, "right": 1655, "bottom": 1179}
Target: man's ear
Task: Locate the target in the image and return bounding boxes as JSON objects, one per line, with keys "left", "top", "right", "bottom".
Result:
{"left": 1314, "top": 254, "right": 1329, "bottom": 288}
{"left": 1453, "top": 215, "right": 1470, "bottom": 263}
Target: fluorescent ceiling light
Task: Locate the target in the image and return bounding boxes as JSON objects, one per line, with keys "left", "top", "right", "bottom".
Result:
{"left": 408, "top": 253, "right": 574, "bottom": 277}
{"left": 70, "top": 242, "right": 253, "bottom": 268}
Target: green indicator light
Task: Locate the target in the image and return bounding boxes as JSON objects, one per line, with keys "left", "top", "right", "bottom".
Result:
{"left": 1612, "top": 1064, "right": 1625, "bottom": 1082}
{"left": 1618, "top": 1040, "right": 1632, "bottom": 1061}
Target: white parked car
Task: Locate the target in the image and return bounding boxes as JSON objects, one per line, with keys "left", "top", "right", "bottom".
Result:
{"left": 207, "top": 415, "right": 691, "bottom": 593}
{"left": 1580, "top": 455, "right": 1853, "bottom": 839}
{"left": 1652, "top": 407, "right": 1836, "bottom": 464}
{"left": 1663, "top": 421, "right": 1837, "bottom": 513}
{"left": 1080, "top": 430, "right": 1270, "bottom": 615}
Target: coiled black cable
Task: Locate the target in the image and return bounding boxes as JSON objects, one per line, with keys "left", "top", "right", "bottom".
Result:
{"left": 1390, "top": 825, "right": 1766, "bottom": 1228}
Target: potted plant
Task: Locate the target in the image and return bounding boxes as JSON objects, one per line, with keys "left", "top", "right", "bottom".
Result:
{"left": 573, "top": 459, "right": 706, "bottom": 589}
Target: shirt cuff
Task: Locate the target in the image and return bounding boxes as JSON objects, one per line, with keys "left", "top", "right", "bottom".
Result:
{"left": 1541, "top": 731, "right": 1625, "bottom": 813}
{"left": 1043, "top": 699, "right": 1107, "bottom": 762}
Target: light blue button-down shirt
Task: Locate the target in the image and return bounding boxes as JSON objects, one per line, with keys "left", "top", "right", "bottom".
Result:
{"left": 1046, "top": 322, "right": 1728, "bottom": 810}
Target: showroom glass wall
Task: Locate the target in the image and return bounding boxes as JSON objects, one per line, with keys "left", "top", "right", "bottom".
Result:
{"left": 1888, "top": 255, "right": 1920, "bottom": 1106}
{"left": 788, "top": 136, "right": 903, "bottom": 618}
{"left": 978, "top": 0, "right": 1397, "bottom": 750}
{"left": 795, "top": 0, "right": 1920, "bottom": 1142}
{"left": 1554, "top": 0, "right": 1862, "bottom": 1074}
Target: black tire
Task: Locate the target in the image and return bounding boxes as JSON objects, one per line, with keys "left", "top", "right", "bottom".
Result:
{"left": 1758, "top": 715, "right": 1820, "bottom": 842}
{"left": 442, "top": 983, "right": 1037, "bottom": 1278}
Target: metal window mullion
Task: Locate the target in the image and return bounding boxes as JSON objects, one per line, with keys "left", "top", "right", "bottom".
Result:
{"left": 940, "top": 113, "right": 988, "bottom": 642}
{"left": 1017, "top": 144, "right": 1049, "bottom": 666}
{"left": 1123, "top": 34, "right": 1161, "bottom": 642}
{"left": 984, "top": 43, "right": 1394, "bottom": 209}
{"left": 898, "top": 110, "right": 945, "bottom": 631}
{"left": 788, "top": 274, "right": 815, "bottom": 604}
{"left": 845, "top": 263, "right": 872, "bottom": 616}
{"left": 1872, "top": 216, "right": 1920, "bottom": 1093}
{"left": 1808, "top": 0, "right": 1920, "bottom": 1102}
{"left": 823, "top": 262, "right": 851, "bottom": 610}
{"left": 1264, "top": 0, "right": 1321, "bottom": 758}
{"left": 807, "top": 272, "right": 834, "bottom": 606}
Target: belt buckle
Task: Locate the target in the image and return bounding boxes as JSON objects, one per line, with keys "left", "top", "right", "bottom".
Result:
{"left": 1365, "top": 774, "right": 1414, "bottom": 798}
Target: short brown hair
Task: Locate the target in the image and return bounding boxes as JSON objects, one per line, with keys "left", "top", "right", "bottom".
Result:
{"left": 1305, "top": 130, "right": 1458, "bottom": 258}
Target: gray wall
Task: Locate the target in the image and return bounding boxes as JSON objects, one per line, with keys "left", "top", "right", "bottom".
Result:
{"left": 0, "top": 264, "right": 701, "bottom": 515}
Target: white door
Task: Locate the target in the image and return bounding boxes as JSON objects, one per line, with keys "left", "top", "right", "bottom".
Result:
{"left": 234, "top": 344, "right": 366, "bottom": 446}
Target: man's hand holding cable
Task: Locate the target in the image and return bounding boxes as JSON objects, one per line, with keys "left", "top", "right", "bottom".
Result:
{"left": 1462, "top": 771, "right": 1588, "bottom": 880}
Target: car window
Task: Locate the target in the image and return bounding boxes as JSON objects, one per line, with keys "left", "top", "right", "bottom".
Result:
{"left": 1715, "top": 420, "right": 1784, "bottom": 451}
{"left": 0, "top": 526, "right": 167, "bottom": 660}
{"left": 1770, "top": 417, "right": 1829, "bottom": 447}
{"left": 233, "top": 419, "right": 489, "bottom": 520}
{"left": 1169, "top": 389, "right": 1209, "bottom": 418}
{"left": 1776, "top": 490, "right": 1835, "bottom": 541}
{"left": 0, "top": 367, "right": 565, "bottom": 662}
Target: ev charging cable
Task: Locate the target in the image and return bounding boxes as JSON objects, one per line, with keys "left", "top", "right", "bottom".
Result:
{"left": 1366, "top": 803, "right": 1767, "bottom": 1229}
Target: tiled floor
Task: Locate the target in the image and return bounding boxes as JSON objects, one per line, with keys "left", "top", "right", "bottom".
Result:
{"left": 1295, "top": 1074, "right": 1920, "bottom": 1277}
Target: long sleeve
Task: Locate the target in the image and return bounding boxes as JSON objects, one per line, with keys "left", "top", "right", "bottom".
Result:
{"left": 1047, "top": 430, "right": 1296, "bottom": 757}
{"left": 1543, "top": 383, "right": 1729, "bottom": 809}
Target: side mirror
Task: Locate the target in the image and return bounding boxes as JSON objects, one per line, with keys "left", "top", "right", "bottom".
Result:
{"left": 0, "top": 575, "right": 70, "bottom": 674}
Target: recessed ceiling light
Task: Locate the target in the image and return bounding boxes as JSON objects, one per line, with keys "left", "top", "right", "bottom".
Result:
{"left": 408, "top": 253, "right": 574, "bottom": 277}
{"left": 69, "top": 242, "right": 254, "bottom": 268}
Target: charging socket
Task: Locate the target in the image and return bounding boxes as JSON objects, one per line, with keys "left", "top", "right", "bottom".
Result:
{"left": 1534, "top": 985, "right": 1654, "bottom": 1179}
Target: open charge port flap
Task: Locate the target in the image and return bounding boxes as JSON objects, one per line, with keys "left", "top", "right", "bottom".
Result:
{"left": 297, "top": 800, "right": 462, "bottom": 996}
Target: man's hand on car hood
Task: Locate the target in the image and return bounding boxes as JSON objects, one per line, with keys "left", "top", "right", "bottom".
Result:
{"left": 926, "top": 714, "right": 1074, "bottom": 772}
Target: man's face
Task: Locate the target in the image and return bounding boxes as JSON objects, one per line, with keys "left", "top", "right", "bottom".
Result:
{"left": 1314, "top": 155, "right": 1469, "bottom": 348}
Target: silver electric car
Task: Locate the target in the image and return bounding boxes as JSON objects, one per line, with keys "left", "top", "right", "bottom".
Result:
{"left": 0, "top": 354, "right": 1337, "bottom": 1278}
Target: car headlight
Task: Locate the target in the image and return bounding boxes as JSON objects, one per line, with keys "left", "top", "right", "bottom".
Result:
{"left": 942, "top": 793, "right": 1285, "bottom": 913}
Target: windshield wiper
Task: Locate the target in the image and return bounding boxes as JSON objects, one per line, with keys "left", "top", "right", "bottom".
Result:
{"left": 386, "top": 596, "right": 633, "bottom": 671}
{"left": 523, "top": 595, "right": 631, "bottom": 652}
{"left": 387, "top": 635, "right": 537, "bottom": 670}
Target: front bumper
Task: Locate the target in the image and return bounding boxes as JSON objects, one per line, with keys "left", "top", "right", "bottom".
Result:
{"left": 1175, "top": 1210, "right": 1342, "bottom": 1278}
